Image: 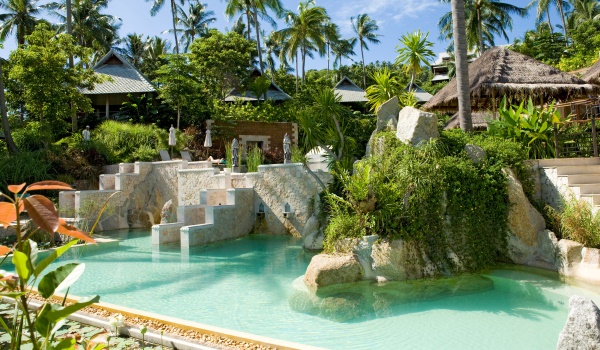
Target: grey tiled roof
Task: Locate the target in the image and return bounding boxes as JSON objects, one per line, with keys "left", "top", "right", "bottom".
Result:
{"left": 405, "top": 82, "right": 433, "bottom": 103}
{"left": 82, "top": 50, "right": 155, "bottom": 95}
{"left": 333, "top": 77, "right": 368, "bottom": 103}
{"left": 223, "top": 81, "right": 291, "bottom": 102}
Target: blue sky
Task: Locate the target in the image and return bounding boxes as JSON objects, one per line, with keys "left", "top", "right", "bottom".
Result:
{"left": 0, "top": 0, "right": 544, "bottom": 69}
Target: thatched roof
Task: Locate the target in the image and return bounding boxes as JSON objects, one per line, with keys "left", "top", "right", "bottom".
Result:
{"left": 82, "top": 49, "right": 155, "bottom": 95}
{"left": 444, "top": 111, "right": 495, "bottom": 130}
{"left": 423, "top": 47, "right": 599, "bottom": 112}
{"left": 582, "top": 59, "right": 600, "bottom": 84}
{"left": 405, "top": 82, "right": 433, "bottom": 103}
{"left": 333, "top": 76, "right": 368, "bottom": 103}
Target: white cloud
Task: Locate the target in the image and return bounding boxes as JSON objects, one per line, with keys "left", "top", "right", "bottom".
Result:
{"left": 332, "top": 0, "right": 442, "bottom": 35}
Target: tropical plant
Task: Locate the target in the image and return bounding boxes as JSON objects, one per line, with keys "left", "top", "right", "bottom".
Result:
{"left": 277, "top": 0, "right": 329, "bottom": 89}
{"left": 395, "top": 30, "right": 435, "bottom": 88}
{"left": 487, "top": 96, "right": 563, "bottom": 159}
{"left": 527, "top": 0, "right": 570, "bottom": 39}
{"left": 365, "top": 67, "right": 401, "bottom": 113}
{"left": 171, "top": 1, "right": 215, "bottom": 52}
{"left": 141, "top": 35, "right": 171, "bottom": 80}
{"left": 0, "top": 181, "right": 105, "bottom": 350}
{"left": 46, "top": 0, "right": 121, "bottom": 54}
{"left": 439, "top": 0, "right": 528, "bottom": 54}
{"left": 567, "top": 0, "right": 600, "bottom": 27}
{"left": 331, "top": 37, "right": 356, "bottom": 69}
{"left": 351, "top": 13, "right": 380, "bottom": 88}
{"left": 546, "top": 197, "right": 600, "bottom": 248}
{"left": 146, "top": 0, "right": 184, "bottom": 54}
{"left": 246, "top": 145, "right": 263, "bottom": 172}
{"left": 323, "top": 21, "right": 340, "bottom": 80}
{"left": 511, "top": 22, "right": 567, "bottom": 66}
{"left": 0, "top": 0, "right": 41, "bottom": 46}
{"left": 117, "top": 33, "right": 147, "bottom": 69}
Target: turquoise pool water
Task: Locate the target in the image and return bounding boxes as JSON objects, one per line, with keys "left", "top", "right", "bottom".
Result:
{"left": 14, "top": 230, "right": 600, "bottom": 349}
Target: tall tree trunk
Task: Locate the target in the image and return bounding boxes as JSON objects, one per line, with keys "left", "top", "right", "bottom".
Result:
{"left": 67, "top": 0, "right": 77, "bottom": 132}
{"left": 0, "top": 61, "right": 18, "bottom": 154}
{"left": 301, "top": 46, "right": 306, "bottom": 84}
{"left": 477, "top": 6, "right": 484, "bottom": 54}
{"left": 452, "top": 0, "right": 472, "bottom": 131}
{"left": 557, "top": 0, "right": 568, "bottom": 44}
{"left": 547, "top": 11, "right": 554, "bottom": 33}
{"left": 360, "top": 42, "right": 366, "bottom": 88}
{"left": 177, "top": 105, "right": 181, "bottom": 129}
{"left": 252, "top": 4, "right": 263, "bottom": 74}
{"left": 171, "top": 0, "right": 180, "bottom": 54}
{"left": 247, "top": 10, "right": 252, "bottom": 67}
{"left": 295, "top": 51, "right": 299, "bottom": 93}
{"left": 326, "top": 41, "right": 330, "bottom": 81}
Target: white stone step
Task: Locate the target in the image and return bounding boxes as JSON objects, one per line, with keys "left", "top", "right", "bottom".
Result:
{"left": 567, "top": 174, "right": 600, "bottom": 185}
{"left": 580, "top": 194, "right": 600, "bottom": 207}
{"left": 557, "top": 165, "right": 600, "bottom": 175}
{"left": 538, "top": 158, "right": 600, "bottom": 168}
{"left": 574, "top": 184, "right": 600, "bottom": 195}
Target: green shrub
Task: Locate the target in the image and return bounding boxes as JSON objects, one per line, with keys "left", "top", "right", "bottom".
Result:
{"left": 291, "top": 146, "right": 306, "bottom": 163}
{"left": 0, "top": 150, "right": 53, "bottom": 192}
{"left": 324, "top": 130, "right": 516, "bottom": 271}
{"left": 547, "top": 198, "right": 600, "bottom": 248}
{"left": 11, "top": 121, "right": 54, "bottom": 151}
{"left": 246, "top": 146, "right": 263, "bottom": 172}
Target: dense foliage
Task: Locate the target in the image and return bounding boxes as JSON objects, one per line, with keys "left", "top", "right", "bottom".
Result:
{"left": 324, "top": 130, "right": 533, "bottom": 272}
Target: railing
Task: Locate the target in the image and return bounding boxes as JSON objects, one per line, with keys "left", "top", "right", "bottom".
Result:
{"left": 554, "top": 99, "right": 600, "bottom": 158}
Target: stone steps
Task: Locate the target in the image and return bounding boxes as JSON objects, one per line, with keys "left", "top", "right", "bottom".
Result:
{"left": 538, "top": 158, "right": 600, "bottom": 167}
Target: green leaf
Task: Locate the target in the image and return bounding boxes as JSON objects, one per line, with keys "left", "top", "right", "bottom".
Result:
{"left": 0, "top": 292, "right": 25, "bottom": 298}
{"left": 34, "top": 240, "right": 78, "bottom": 277}
{"left": 12, "top": 251, "right": 32, "bottom": 282}
{"left": 35, "top": 303, "right": 55, "bottom": 337}
{"left": 38, "top": 263, "right": 85, "bottom": 299}
{"left": 23, "top": 239, "right": 38, "bottom": 267}
{"left": 46, "top": 295, "right": 100, "bottom": 322}
{"left": 52, "top": 337, "right": 76, "bottom": 350}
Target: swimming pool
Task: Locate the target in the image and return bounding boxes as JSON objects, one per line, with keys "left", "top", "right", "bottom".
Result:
{"left": 17, "top": 230, "right": 600, "bottom": 349}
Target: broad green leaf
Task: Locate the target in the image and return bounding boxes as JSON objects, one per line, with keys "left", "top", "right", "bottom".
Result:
{"left": 35, "top": 303, "right": 55, "bottom": 337}
{"left": 23, "top": 195, "right": 59, "bottom": 233}
{"left": 52, "top": 337, "right": 76, "bottom": 350}
{"left": 527, "top": 98, "right": 534, "bottom": 116}
{"left": 46, "top": 295, "right": 100, "bottom": 322}
{"left": 12, "top": 251, "right": 32, "bottom": 282}
{"left": 34, "top": 240, "right": 78, "bottom": 277}
{"left": 23, "top": 240, "right": 38, "bottom": 267}
{"left": 38, "top": 263, "right": 84, "bottom": 299}
{"left": 0, "top": 292, "right": 25, "bottom": 298}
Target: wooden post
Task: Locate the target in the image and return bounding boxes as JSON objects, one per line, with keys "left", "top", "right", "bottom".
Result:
{"left": 105, "top": 95, "right": 110, "bottom": 120}
{"left": 554, "top": 124, "right": 560, "bottom": 159}
{"left": 592, "top": 109, "right": 598, "bottom": 158}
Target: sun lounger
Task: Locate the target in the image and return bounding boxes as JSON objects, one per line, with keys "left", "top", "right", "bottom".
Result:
{"left": 180, "top": 150, "right": 193, "bottom": 162}
{"left": 159, "top": 150, "right": 170, "bottom": 161}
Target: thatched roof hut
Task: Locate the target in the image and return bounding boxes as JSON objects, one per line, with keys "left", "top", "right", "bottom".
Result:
{"left": 444, "top": 111, "right": 494, "bottom": 130}
{"left": 581, "top": 59, "right": 600, "bottom": 84}
{"left": 423, "top": 47, "right": 599, "bottom": 112}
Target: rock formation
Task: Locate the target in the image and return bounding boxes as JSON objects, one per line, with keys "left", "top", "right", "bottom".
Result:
{"left": 395, "top": 107, "right": 439, "bottom": 147}
{"left": 304, "top": 254, "right": 363, "bottom": 289}
{"left": 557, "top": 296, "right": 600, "bottom": 349}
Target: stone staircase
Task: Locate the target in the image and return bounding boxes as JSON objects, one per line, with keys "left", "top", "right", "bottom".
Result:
{"left": 537, "top": 158, "right": 600, "bottom": 213}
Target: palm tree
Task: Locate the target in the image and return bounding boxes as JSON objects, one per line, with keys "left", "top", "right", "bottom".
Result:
{"left": 142, "top": 36, "right": 171, "bottom": 80}
{"left": 171, "top": 1, "right": 215, "bottom": 52}
{"left": 527, "top": 0, "right": 570, "bottom": 39}
{"left": 118, "top": 33, "right": 147, "bottom": 68}
{"left": 263, "top": 31, "right": 284, "bottom": 79}
{"left": 332, "top": 37, "right": 356, "bottom": 69}
{"left": 439, "top": 0, "right": 527, "bottom": 54}
{"left": 0, "top": 0, "right": 42, "bottom": 46}
{"left": 323, "top": 21, "right": 339, "bottom": 80}
{"left": 0, "top": 59, "right": 17, "bottom": 153}
{"left": 365, "top": 67, "right": 400, "bottom": 113}
{"left": 395, "top": 30, "right": 435, "bottom": 89}
{"left": 146, "top": 0, "right": 184, "bottom": 54}
{"left": 277, "top": 0, "right": 329, "bottom": 88}
{"left": 451, "top": 0, "right": 472, "bottom": 131}
{"left": 351, "top": 13, "right": 380, "bottom": 89}
{"left": 47, "top": 0, "right": 121, "bottom": 53}
{"left": 567, "top": 0, "right": 600, "bottom": 27}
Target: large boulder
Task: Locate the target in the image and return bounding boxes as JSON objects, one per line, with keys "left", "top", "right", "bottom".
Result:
{"left": 304, "top": 254, "right": 363, "bottom": 289}
{"left": 395, "top": 107, "right": 439, "bottom": 146}
{"left": 505, "top": 168, "right": 546, "bottom": 246}
{"left": 371, "top": 239, "right": 427, "bottom": 281}
{"left": 376, "top": 96, "right": 400, "bottom": 132}
{"left": 557, "top": 296, "right": 600, "bottom": 349}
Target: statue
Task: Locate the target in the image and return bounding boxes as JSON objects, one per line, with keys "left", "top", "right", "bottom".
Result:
{"left": 160, "top": 199, "right": 175, "bottom": 224}
{"left": 283, "top": 133, "right": 291, "bottom": 163}
{"left": 232, "top": 138, "right": 239, "bottom": 167}
{"left": 82, "top": 125, "right": 91, "bottom": 141}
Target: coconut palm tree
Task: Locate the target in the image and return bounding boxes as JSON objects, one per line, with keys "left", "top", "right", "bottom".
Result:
{"left": 332, "top": 37, "right": 356, "bottom": 69}
{"left": 170, "top": 1, "right": 215, "bottom": 52}
{"left": 351, "top": 13, "right": 380, "bottom": 89}
{"left": 527, "top": 0, "right": 570, "bottom": 39}
{"left": 451, "top": 0, "right": 472, "bottom": 131}
{"left": 277, "top": 0, "right": 329, "bottom": 87}
{"left": 395, "top": 30, "right": 435, "bottom": 89}
{"left": 47, "top": 0, "right": 121, "bottom": 53}
{"left": 365, "top": 67, "right": 400, "bottom": 113}
{"left": 0, "top": 0, "right": 42, "bottom": 46}
{"left": 146, "top": 0, "right": 184, "bottom": 54}
{"left": 567, "top": 0, "right": 600, "bottom": 27}
{"left": 142, "top": 36, "right": 171, "bottom": 80}
{"left": 439, "top": 0, "right": 527, "bottom": 54}
{"left": 323, "top": 21, "right": 339, "bottom": 80}
{"left": 263, "top": 30, "right": 284, "bottom": 79}
{"left": 118, "top": 33, "right": 147, "bottom": 68}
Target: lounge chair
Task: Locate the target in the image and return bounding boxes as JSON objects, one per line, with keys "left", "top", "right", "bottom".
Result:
{"left": 180, "top": 150, "right": 193, "bottom": 162}
{"left": 159, "top": 150, "right": 170, "bottom": 161}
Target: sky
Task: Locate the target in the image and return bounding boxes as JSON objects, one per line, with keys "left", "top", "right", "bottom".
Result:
{"left": 0, "top": 0, "right": 547, "bottom": 70}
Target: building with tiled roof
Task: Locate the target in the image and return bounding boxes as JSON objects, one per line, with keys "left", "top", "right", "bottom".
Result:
{"left": 223, "top": 69, "right": 291, "bottom": 102}
{"left": 333, "top": 76, "right": 368, "bottom": 103}
{"left": 82, "top": 49, "right": 156, "bottom": 119}
{"left": 405, "top": 82, "right": 433, "bottom": 104}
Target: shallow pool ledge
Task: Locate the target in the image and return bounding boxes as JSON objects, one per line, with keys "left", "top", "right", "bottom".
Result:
{"left": 49, "top": 292, "right": 326, "bottom": 350}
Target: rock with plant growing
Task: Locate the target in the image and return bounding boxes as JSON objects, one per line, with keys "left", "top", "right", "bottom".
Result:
{"left": 0, "top": 181, "right": 112, "bottom": 350}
